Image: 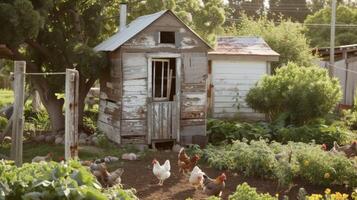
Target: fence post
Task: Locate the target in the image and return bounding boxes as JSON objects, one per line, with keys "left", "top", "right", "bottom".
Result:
{"left": 64, "top": 69, "right": 79, "bottom": 160}
{"left": 10, "top": 61, "right": 26, "bottom": 167}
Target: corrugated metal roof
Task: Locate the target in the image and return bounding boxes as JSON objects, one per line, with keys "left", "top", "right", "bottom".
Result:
{"left": 94, "top": 10, "right": 166, "bottom": 52}
{"left": 209, "top": 36, "right": 279, "bottom": 57}
{"left": 94, "top": 10, "right": 212, "bottom": 52}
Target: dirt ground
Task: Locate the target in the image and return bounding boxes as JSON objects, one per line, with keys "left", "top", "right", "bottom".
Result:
{"left": 109, "top": 151, "right": 351, "bottom": 200}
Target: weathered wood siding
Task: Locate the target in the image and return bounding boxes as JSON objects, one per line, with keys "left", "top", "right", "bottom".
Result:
{"left": 211, "top": 60, "right": 267, "bottom": 119}
{"left": 121, "top": 53, "right": 148, "bottom": 142}
{"left": 122, "top": 12, "right": 208, "bottom": 52}
{"left": 98, "top": 53, "right": 122, "bottom": 144}
{"left": 180, "top": 53, "right": 208, "bottom": 144}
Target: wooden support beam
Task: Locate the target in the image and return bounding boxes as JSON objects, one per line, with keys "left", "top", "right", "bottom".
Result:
{"left": 65, "top": 69, "right": 79, "bottom": 160}
{"left": 10, "top": 61, "right": 26, "bottom": 167}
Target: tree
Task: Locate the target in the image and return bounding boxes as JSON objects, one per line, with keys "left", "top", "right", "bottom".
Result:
{"left": 0, "top": 0, "right": 225, "bottom": 133}
{"left": 268, "top": 0, "right": 310, "bottom": 22}
{"left": 305, "top": 5, "right": 357, "bottom": 47}
{"left": 227, "top": 0, "right": 265, "bottom": 19}
{"left": 246, "top": 62, "right": 342, "bottom": 125}
{"left": 226, "top": 15, "right": 315, "bottom": 70}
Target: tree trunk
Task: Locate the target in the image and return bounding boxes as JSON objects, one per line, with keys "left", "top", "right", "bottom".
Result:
{"left": 31, "top": 90, "right": 41, "bottom": 112}
{"left": 77, "top": 76, "right": 96, "bottom": 129}
{"left": 31, "top": 77, "right": 65, "bottom": 133}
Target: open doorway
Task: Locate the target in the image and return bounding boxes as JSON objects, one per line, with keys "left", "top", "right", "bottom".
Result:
{"left": 152, "top": 58, "right": 176, "bottom": 102}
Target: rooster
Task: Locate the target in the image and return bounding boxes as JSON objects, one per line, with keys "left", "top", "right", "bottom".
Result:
{"left": 32, "top": 153, "right": 52, "bottom": 163}
{"left": 203, "top": 173, "right": 226, "bottom": 197}
{"left": 107, "top": 168, "right": 124, "bottom": 187}
{"left": 178, "top": 148, "right": 200, "bottom": 175}
{"left": 152, "top": 159, "right": 171, "bottom": 186}
{"left": 189, "top": 166, "right": 205, "bottom": 190}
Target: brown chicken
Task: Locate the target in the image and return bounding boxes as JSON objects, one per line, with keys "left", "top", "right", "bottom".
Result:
{"left": 107, "top": 168, "right": 124, "bottom": 187}
{"left": 332, "top": 141, "right": 357, "bottom": 158}
{"left": 92, "top": 163, "right": 110, "bottom": 187}
{"left": 203, "top": 173, "right": 226, "bottom": 197}
{"left": 178, "top": 148, "right": 200, "bottom": 175}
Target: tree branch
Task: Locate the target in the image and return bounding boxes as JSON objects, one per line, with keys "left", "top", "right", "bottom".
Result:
{"left": 25, "top": 40, "right": 52, "bottom": 58}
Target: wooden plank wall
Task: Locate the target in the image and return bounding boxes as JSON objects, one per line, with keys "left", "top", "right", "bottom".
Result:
{"left": 121, "top": 53, "right": 148, "bottom": 143}
{"left": 180, "top": 52, "right": 208, "bottom": 144}
{"left": 211, "top": 60, "right": 266, "bottom": 119}
{"left": 98, "top": 56, "right": 122, "bottom": 144}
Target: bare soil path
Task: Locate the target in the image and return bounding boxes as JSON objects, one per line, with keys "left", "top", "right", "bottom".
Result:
{"left": 108, "top": 151, "right": 350, "bottom": 200}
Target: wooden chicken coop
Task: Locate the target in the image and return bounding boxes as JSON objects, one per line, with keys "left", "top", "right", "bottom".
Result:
{"left": 94, "top": 5, "right": 211, "bottom": 145}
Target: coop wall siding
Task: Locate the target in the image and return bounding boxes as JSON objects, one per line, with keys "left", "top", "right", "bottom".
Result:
{"left": 211, "top": 60, "right": 266, "bottom": 119}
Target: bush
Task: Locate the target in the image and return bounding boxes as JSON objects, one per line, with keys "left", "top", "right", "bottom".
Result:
{"left": 228, "top": 182, "right": 278, "bottom": 200}
{"left": 246, "top": 63, "right": 342, "bottom": 125}
{"left": 276, "top": 122, "right": 353, "bottom": 147}
{"left": 0, "top": 116, "right": 7, "bottom": 131}
{"left": 0, "top": 160, "right": 138, "bottom": 200}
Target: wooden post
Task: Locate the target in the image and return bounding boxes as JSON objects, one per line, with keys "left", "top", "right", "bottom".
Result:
{"left": 64, "top": 69, "right": 79, "bottom": 160}
{"left": 10, "top": 61, "right": 26, "bottom": 167}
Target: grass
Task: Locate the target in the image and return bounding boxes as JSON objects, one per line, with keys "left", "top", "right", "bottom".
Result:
{"left": 0, "top": 89, "right": 13, "bottom": 107}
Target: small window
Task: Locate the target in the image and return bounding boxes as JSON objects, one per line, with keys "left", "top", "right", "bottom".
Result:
{"left": 159, "top": 31, "right": 175, "bottom": 44}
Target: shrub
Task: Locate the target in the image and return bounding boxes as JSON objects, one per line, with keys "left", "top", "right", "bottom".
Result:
{"left": 0, "top": 160, "right": 138, "bottom": 200}
{"left": 246, "top": 63, "right": 342, "bottom": 125}
{"left": 276, "top": 122, "right": 353, "bottom": 147}
{"left": 228, "top": 182, "right": 278, "bottom": 200}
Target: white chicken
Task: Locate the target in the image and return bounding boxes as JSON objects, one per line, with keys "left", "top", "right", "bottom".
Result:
{"left": 152, "top": 159, "right": 171, "bottom": 186}
{"left": 32, "top": 153, "right": 52, "bottom": 163}
{"left": 189, "top": 166, "right": 205, "bottom": 190}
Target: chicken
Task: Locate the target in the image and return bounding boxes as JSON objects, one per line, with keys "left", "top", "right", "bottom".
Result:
{"left": 32, "top": 153, "right": 52, "bottom": 163}
{"left": 152, "top": 159, "right": 171, "bottom": 186}
{"left": 321, "top": 144, "right": 327, "bottom": 151}
{"left": 203, "top": 173, "right": 226, "bottom": 197}
{"left": 189, "top": 166, "right": 205, "bottom": 190}
{"left": 178, "top": 148, "right": 200, "bottom": 175}
{"left": 332, "top": 141, "right": 357, "bottom": 158}
{"left": 107, "top": 168, "right": 124, "bottom": 187}
{"left": 92, "top": 163, "right": 110, "bottom": 187}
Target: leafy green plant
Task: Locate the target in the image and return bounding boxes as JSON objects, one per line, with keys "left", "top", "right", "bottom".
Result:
{"left": 203, "top": 140, "right": 357, "bottom": 188}
{"left": 207, "top": 119, "right": 272, "bottom": 145}
{"left": 0, "top": 160, "right": 138, "bottom": 200}
{"left": 246, "top": 62, "right": 342, "bottom": 125}
{"left": 276, "top": 122, "right": 353, "bottom": 147}
{"left": 228, "top": 182, "right": 278, "bottom": 200}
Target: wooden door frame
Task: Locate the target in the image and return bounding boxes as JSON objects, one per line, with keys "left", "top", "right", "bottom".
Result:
{"left": 147, "top": 53, "right": 181, "bottom": 144}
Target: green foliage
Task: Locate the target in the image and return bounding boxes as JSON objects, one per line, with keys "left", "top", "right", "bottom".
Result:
{"left": 24, "top": 105, "right": 50, "bottom": 131}
{"left": 276, "top": 122, "right": 353, "bottom": 147}
{"left": 0, "top": 89, "right": 13, "bottom": 108}
{"left": 0, "top": 116, "right": 7, "bottom": 131}
{"left": 228, "top": 182, "right": 278, "bottom": 200}
{"left": 203, "top": 140, "right": 357, "bottom": 188}
{"left": 0, "top": 160, "right": 138, "bottom": 200}
{"left": 207, "top": 118, "right": 353, "bottom": 147}
{"left": 296, "top": 147, "right": 357, "bottom": 187}
{"left": 305, "top": 5, "right": 357, "bottom": 47}
{"left": 246, "top": 63, "right": 342, "bottom": 125}
{"left": 207, "top": 119, "right": 271, "bottom": 145}
{"left": 227, "top": 15, "right": 314, "bottom": 69}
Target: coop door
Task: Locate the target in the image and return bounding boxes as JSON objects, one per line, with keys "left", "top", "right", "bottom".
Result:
{"left": 149, "top": 59, "right": 177, "bottom": 141}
